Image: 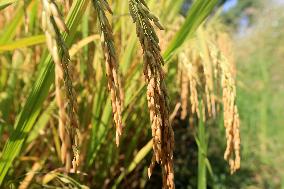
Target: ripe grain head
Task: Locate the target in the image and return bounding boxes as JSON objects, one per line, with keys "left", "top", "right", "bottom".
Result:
{"left": 41, "top": 0, "right": 80, "bottom": 172}
{"left": 129, "top": 0, "right": 175, "bottom": 188}
{"left": 208, "top": 30, "right": 241, "bottom": 173}
{"left": 177, "top": 27, "right": 240, "bottom": 174}
{"left": 92, "top": 0, "right": 123, "bottom": 146}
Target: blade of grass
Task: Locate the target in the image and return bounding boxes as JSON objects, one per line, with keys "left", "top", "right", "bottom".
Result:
{"left": 26, "top": 100, "right": 56, "bottom": 143}
{"left": 0, "top": 35, "right": 45, "bottom": 53}
{"left": 28, "top": 0, "right": 39, "bottom": 33}
{"left": 160, "top": 0, "right": 183, "bottom": 22}
{"left": 0, "top": 0, "right": 33, "bottom": 44}
{"left": 0, "top": 0, "right": 17, "bottom": 10}
{"left": 0, "top": 51, "right": 23, "bottom": 121}
{"left": 112, "top": 140, "right": 153, "bottom": 188}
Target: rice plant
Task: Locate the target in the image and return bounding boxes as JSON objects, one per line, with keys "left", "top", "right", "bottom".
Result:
{"left": 0, "top": 0, "right": 248, "bottom": 188}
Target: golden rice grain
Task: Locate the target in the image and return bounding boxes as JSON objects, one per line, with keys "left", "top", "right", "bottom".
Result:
{"left": 219, "top": 55, "right": 240, "bottom": 173}
{"left": 55, "top": 65, "right": 72, "bottom": 172}
{"left": 178, "top": 28, "right": 240, "bottom": 174}
{"left": 209, "top": 33, "right": 240, "bottom": 173}
{"left": 129, "top": 0, "right": 175, "bottom": 188}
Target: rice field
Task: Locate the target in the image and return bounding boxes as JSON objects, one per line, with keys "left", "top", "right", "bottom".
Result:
{"left": 0, "top": 0, "right": 283, "bottom": 188}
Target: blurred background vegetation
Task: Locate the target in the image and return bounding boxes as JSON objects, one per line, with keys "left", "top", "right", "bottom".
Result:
{"left": 0, "top": 0, "right": 283, "bottom": 188}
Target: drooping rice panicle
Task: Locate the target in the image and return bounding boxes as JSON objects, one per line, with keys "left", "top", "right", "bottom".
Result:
{"left": 178, "top": 29, "right": 240, "bottom": 174}
{"left": 41, "top": 0, "right": 79, "bottom": 172}
{"left": 129, "top": 1, "right": 175, "bottom": 188}
{"left": 219, "top": 53, "right": 240, "bottom": 174}
{"left": 92, "top": 0, "right": 123, "bottom": 146}
{"left": 208, "top": 32, "right": 240, "bottom": 173}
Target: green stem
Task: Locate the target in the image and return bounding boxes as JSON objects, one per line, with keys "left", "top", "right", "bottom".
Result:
{"left": 198, "top": 104, "right": 207, "bottom": 189}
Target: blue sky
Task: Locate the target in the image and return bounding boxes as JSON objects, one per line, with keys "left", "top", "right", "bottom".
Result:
{"left": 223, "top": 0, "right": 238, "bottom": 12}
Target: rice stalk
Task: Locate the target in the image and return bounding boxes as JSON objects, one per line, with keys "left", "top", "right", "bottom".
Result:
{"left": 197, "top": 101, "right": 207, "bottom": 189}
{"left": 92, "top": 0, "right": 123, "bottom": 146}
{"left": 129, "top": 0, "right": 175, "bottom": 188}
{"left": 206, "top": 30, "right": 240, "bottom": 173}
{"left": 41, "top": 0, "right": 80, "bottom": 172}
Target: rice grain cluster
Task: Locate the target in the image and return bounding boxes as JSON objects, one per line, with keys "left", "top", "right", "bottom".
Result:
{"left": 129, "top": 0, "right": 175, "bottom": 188}
{"left": 92, "top": 0, "right": 123, "bottom": 146}
{"left": 178, "top": 27, "right": 240, "bottom": 174}
{"left": 41, "top": 0, "right": 80, "bottom": 172}
{"left": 218, "top": 51, "right": 240, "bottom": 174}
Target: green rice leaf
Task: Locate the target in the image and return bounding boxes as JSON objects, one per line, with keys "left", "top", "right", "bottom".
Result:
{"left": 163, "top": 0, "right": 218, "bottom": 61}
{"left": 0, "top": 35, "right": 45, "bottom": 52}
